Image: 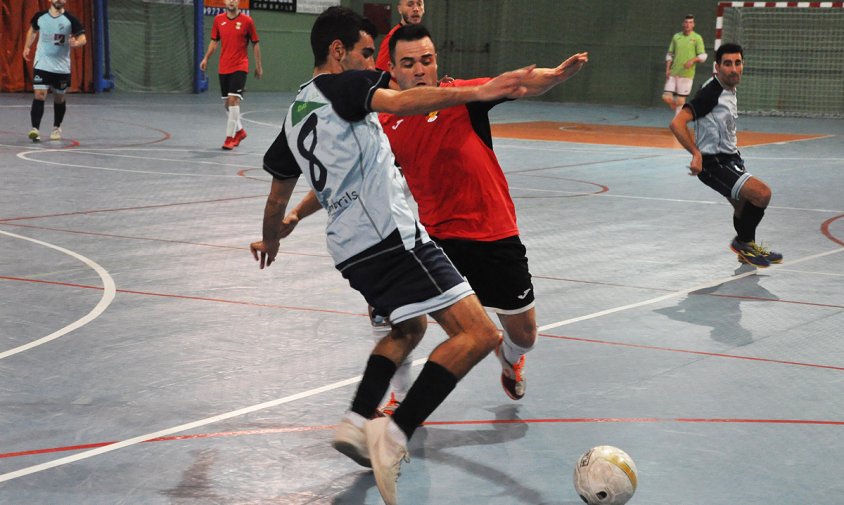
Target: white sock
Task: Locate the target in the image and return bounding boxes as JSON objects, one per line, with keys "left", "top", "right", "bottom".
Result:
{"left": 390, "top": 356, "right": 412, "bottom": 401}
{"left": 387, "top": 418, "right": 409, "bottom": 446}
{"left": 226, "top": 105, "right": 240, "bottom": 137}
{"left": 344, "top": 410, "right": 367, "bottom": 428}
{"left": 501, "top": 329, "right": 533, "bottom": 365}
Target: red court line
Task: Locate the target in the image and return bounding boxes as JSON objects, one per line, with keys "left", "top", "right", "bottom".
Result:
{"left": 542, "top": 333, "right": 844, "bottom": 371}
{"left": 512, "top": 176, "right": 609, "bottom": 198}
{"left": 3, "top": 274, "right": 842, "bottom": 367}
{"left": 237, "top": 168, "right": 271, "bottom": 183}
{"left": 535, "top": 275, "right": 674, "bottom": 292}
{"left": 2, "top": 417, "right": 841, "bottom": 460}
{"left": 0, "top": 195, "right": 266, "bottom": 223}
{"left": 1, "top": 222, "right": 331, "bottom": 258}
{"left": 821, "top": 213, "right": 844, "bottom": 248}
{"left": 508, "top": 154, "right": 663, "bottom": 176}
{"left": 107, "top": 120, "right": 172, "bottom": 147}
{"left": 0, "top": 276, "right": 366, "bottom": 318}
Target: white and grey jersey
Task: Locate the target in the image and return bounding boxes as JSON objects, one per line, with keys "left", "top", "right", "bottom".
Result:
{"left": 684, "top": 76, "right": 738, "bottom": 156}
{"left": 30, "top": 10, "right": 84, "bottom": 74}
{"left": 263, "top": 70, "right": 429, "bottom": 266}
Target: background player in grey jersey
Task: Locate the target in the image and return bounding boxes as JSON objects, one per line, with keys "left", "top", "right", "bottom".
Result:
{"left": 249, "top": 7, "right": 533, "bottom": 504}
{"left": 670, "top": 43, "right": 782, "bottom": 268}
{"left": 22, "top": 0, "right": 86, "bottom": 142}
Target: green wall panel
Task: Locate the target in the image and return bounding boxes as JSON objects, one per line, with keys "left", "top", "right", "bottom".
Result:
{"left": 202, "top": 0, "right": 720, "bottom": 106}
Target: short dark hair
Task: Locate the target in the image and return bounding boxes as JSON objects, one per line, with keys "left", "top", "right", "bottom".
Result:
{"left": 685, "top": 14, "right": 694, "bottom": 20}
{"left": 310, "top": 6, "right": 378, "bottom": 67}
{"left": 388, "top": 24, "right": 433, "bottom": 63}
{"left": 716, "top": 43, "right": 743, "bottom": 64}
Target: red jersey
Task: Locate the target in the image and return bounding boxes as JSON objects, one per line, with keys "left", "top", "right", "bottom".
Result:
{"left": 379, "top": 79, "right": 518, "bottom": 241}
{"left": 375, "top": 23, "right": 401, "bottom": 72}
{"left": 211, "top": 12, "right": 259, "bottom": 74}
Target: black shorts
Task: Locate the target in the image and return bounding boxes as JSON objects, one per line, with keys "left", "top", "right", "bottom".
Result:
{"left": 433, "top": 235, "right": 534, "bottom": 313}
{"left": 219, "top": 71, "right": 247, "bottom": 98}
{"left": 699, "top": 153, "right": 752, "bottom": 201}
{"left": 33, "top": 69, "right": 71, "bottom": 93}
{"left": 339, "top": 230, "right": 474, "bottom": 324}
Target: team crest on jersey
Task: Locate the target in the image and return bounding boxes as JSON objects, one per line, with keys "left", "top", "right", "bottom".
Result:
{"left": 291, "top": 101, "right": 327, "bottom": 126}
{"left": 236, "top": 22, "right": 242, "bottom": 30}
{"left": 426, "top": 111, "right": 439, "bottom": 123}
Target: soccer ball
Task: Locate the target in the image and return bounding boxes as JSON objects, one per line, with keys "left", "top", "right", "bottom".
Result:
{"left": 572, "top": 445, "right": 638, "bottom": 505}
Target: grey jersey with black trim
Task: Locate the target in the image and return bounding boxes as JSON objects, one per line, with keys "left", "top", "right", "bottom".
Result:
{"left": 263, "top": 70, "right": 429, "bottom": 266}
{"left": 30, "top": 10, "right": 85, "bottom": 74}
{"left": 685, "top": 76, "right": 738, "bottom": 155}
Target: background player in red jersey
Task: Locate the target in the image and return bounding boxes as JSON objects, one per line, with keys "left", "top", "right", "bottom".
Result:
{"left": 379, "top": 24, "right": 587, "bottom": 401}
{"left": 200, "top": 0, "right": 262, "bottom": 150}
{"left": 375, "top": 0, "right": 425, "bottom": 72}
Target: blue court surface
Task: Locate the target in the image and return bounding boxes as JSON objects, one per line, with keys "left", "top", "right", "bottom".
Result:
{"left": 1, "top": 92, "right": 843, "bottom": 504}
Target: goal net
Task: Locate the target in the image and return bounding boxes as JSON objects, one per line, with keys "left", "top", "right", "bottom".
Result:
{"left": 109, "top": 0, "right": 197, "bottom": 92}
{"left": 716, "top": 2, "right": 844, "bottom": 117}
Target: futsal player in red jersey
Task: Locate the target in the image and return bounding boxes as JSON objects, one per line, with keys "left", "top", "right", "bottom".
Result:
{"left": 375, "top": 0, "right": 425, "bottom": 72}
{"left": 379, "top": 24, "right": 588, "bottom": 401}
{"left": 200, "top": 0, "right": 262, "bottom": 150}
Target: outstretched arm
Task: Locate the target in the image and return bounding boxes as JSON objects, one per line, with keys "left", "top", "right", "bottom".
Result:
{"left": 669, "top": 107, "right": 702, "bottom": 175}
{"left": 370, "top": 65, "right": 535, "bottom": 115}
{"left": 521, "top": 52, "right": 589, "bottom": 97}
{"left": 250, "top": 176, "right": 299, "bottom": 269}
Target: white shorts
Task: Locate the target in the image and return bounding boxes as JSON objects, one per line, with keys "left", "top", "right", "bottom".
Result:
{"left": 664, "top": 76, "right": 693, "bottom": 97}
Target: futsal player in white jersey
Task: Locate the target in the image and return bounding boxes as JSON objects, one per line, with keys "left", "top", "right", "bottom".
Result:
{"left": 249, "top": 7, "right": 533, "bottom": 504}
{"left": 23, "top": 0, "right": 87, "bottom": 142}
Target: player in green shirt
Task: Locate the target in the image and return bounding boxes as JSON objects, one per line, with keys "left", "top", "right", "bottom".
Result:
{"left": 662, "top": 15, "right": 707, "bottom": 115}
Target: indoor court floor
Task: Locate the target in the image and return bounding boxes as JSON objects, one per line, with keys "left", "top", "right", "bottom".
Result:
{"left": 1, "top": 91, "right": 843, "bottom": 504}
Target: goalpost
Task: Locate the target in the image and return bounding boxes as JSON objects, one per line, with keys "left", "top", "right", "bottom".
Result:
{"left": 715, "top": 2, "right": 844, "bottom": 117}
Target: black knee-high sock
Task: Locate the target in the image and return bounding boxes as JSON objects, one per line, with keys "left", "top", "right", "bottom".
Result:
{"left": 734, "top": 202, "right": 766, "bottom": 243}
{"left": 54, "top": 102, "right": 67, "bottom": 127}
{"left": 391, "top": 361, "right": 457, "bottom": 440}
{"left": 31, "top": 99, "right": 45, "bottom": 129}
{"left": 350, "top": 355, "right": 396, "bottom": 419}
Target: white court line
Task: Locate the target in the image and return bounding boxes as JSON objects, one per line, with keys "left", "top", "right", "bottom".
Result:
{"left": 241, "top": 109, "right": 284, "bottom": 129}
{"left": 539, "top": 246, "right": 844, "bottom": 332}
{"left": 775, "top": 268, "right": 844, "bottom": 278}
{"left": 1, "top": 246, "right": 841, "bottom": 483}
{"left": 508, "top": 185, "right": 844, "bottom": 214}
{"left": 20, "top": 146, "right": 261, "bottom": 155}
{"left": 16, "top": 150, "right": 246, "bottom": 178}
{"left": 241, "top": 118, "right": 283, "bottom": 129}
{"left": 0, "top": 376, "right": 362, "bottom": 484}
{"left": 0, "top": 230, "right": 116, "bottom": 360}
{"left": 25, "top": 149, "right": 256, "bottom": 168}
{"left": 495, "top": 139, "right": 843, "bottom": 161}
